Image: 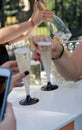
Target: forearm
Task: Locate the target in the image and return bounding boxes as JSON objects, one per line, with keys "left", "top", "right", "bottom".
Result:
{"left": 8, "top": 34, "right": 26, "bottom": 44}
{"left": 0, "top": 103, "right": 16, "bottom": 130}
{"left": 9, "top": 27, "right": 35, "bottom": 44}
{"left": 0, "top": 19, "right": 34, "bottom": 45}
{"left": 9, "top": 32, "right": 28, "bottom": 44}
{"left": 0, "top": 123, "right": 16, "bottom": 130}
{"left": 53, "top": 51, "right": 80, "bottom": 81}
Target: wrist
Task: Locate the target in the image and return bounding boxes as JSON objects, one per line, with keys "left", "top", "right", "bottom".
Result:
{"left": 51, "top": 44, "right": 64, "bottom": 60}
{"left": 29, "top": 18, "right": 35, "bottom": 27}
{"left": 51, "top": 36, "right": 64, "bottom": 61}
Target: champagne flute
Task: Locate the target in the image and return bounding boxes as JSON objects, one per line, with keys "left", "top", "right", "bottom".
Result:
{"left": 14, "top": 46, "right": 39, "bottom": 105}
{"left": 38, "top": 41, "right": 58, "bottom": 91}
{"left": 48, "top": 16, "right": 72, "bottom": 42}
{"left": 38, "top": 0, "right": 72, "bottom": 42}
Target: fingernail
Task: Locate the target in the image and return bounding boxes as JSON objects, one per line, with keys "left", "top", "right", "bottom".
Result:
{"left": 34, "top": 58, "right": 37, "bottom": 61}
{"left": 36, "top": 52, "right": 40, "bottom": 56}
{"left": 34, "top": 43, "right": 38, "bottom": 47}
{"left": 38, "top": 57, "right": 41, "bottom": 61}
{"left": 24, "top": 71, "right": 29, "bottom": 76}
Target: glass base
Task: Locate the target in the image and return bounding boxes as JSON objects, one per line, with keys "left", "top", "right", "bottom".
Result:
{"left": 41, "top": 82, "right": 58, "bottom": 91}
{"left": 19, "top": 95, "right": 39, "bottom": 105}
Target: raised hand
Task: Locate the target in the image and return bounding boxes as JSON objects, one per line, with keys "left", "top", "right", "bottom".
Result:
{"left": 31, "top": 0, "right": 54, "bottom": 26}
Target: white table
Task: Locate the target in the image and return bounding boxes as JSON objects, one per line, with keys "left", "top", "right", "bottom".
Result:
{"left": 8, "top": 74, "right": 82, "bottom": 130}
{"left": 13, "top": 106, "right": 80, "bottom": 130}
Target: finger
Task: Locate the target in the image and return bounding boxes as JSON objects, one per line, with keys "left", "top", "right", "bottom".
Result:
{"left": 32, "top": 51, "right": 41, "bottom": 61}
{"left": 34, "top": 0, "right": 38, "bottom": 12}
{"left": 8, "top": 61, "right": 18, "bottom": 70}
{"left": 1, "top": 60, "right": 17, "bottom": 68}
{"left": 42, "top": 0, "right": 46, "bottom": 4}
{"left": 8, "top": 60, "right": 17, "bottom": 68}
{"left": 12, "top": 71, "right": 29, "bottom": 83}
{"left": 10, "top": 60, "right": 17, "bottom": 66}
{"left": 14, "top": 82, "right": 24, "bottom": 87}
{"left": 12, "top": 66, "right": 19, "bottom": 73}
{"left": 32, "top": 36, "right": 41, "bottom": 43}
{"left": 40, "top": 10, "right": 54, "bottom": 17}
{"left": 32, "top": 35, "right": 46, "bottom": 43}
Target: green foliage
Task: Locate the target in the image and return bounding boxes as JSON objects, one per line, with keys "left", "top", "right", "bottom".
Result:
{"left": 3, "top": 0, "right": 82, "bottom": 37}
{"left": 4, "top": 0, "right": 24, "bottom": 16}
{"left": 34, "top": 26, "right": 50, "bottom": 36}
{"left": 46, "top": 0, "right": 82, "bottom": 37}
{"left": 46, "top": 0, "right": 55, "bottom": 11}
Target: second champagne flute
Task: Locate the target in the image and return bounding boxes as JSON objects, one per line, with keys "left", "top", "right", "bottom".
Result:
{"left": 38, "top": 41, "right": 58, "bottom": 91}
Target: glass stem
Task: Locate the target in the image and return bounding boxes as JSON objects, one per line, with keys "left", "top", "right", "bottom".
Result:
{"left": 47, "top": 82, "right": 52, "bottom": 88}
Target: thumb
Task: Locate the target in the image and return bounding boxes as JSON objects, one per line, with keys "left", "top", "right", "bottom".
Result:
{"left": 12, "top": 71, "right": 29, "bottom": 83}
{"left": 33, "top": 0, "right": 38, "bottom": 12}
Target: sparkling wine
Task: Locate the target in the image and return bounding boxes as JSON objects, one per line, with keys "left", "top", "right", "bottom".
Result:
{"left": 38, "top": 41, "right": 58, "bottom": 91}
{"left": 31, "top": 60, "right": 41, "bottom": 85}
{"left": 38, "top": 41, "right": 51, "bottom": 82}
{"left": 38, "top": 0, "right": 72, "bottom": 41}
{"left": 14, "top": 47, "right": 31, "bottom": 95}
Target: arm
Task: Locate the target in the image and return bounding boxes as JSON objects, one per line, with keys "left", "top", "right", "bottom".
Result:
{"left": 0, "top": 103, "right": 16, "bottom": 130}
{"left": 32, "top": 35, "right": 82, "bottom": 81}
{"left": 8, "top": 27, "right": 34, "bottom": 44}
{"left": 0, "top": 19, "right": 34, "bottom": 44}
{"left": 9, "top": 31, "right": 29, "bottom": 44}
{"left": 53, "top": 41, "right": 82, "bottom": 81}
{"left": 0, "top": 0, "right": 54, "bottom": 45}
{"left": 41, "top": 0, "right": 46, "bottom": 3}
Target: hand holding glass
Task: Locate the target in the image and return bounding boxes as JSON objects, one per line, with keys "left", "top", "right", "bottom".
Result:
{"left": 38, "top": 0, "right": 72, "bottom": 42}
